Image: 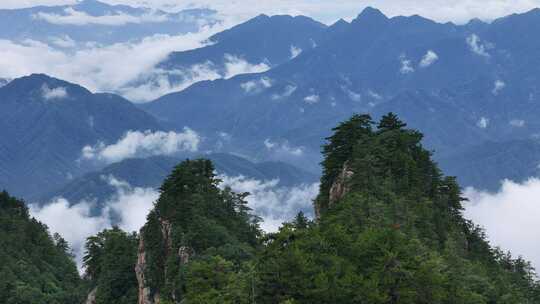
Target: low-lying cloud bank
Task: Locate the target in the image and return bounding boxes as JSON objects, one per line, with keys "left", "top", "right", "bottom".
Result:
{"left": 29, "top": 176, "right": 159, "bottom": 269}
{"left": 30, "top": 174, "right": 319, "bottom": 269}
{"left": 0, "top": 20, "right": 231, "bottom": 102}
{"left": 464, "top": 178, "right": 540, "bottom": 270}
{"left": 30, "top": 171, "right": 540, "bottom": 273}
{"left": 82, "top": 128, "right": 201, "bottom": 164}
{"left": 124, "top": 54, "right": 270, "bottom": 101}
{"left": 34, "top": 7, "right": 169, "bottom": 26}
{"left": 219, "top": 175, "right": 319, "bottom": 231}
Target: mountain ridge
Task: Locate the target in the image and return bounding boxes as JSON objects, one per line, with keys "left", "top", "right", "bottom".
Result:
{"left": 0, "top": 74, "right": 163, "bottom": 199}
{"left": 142, "top": 7, "right": 540, "bottom": 190}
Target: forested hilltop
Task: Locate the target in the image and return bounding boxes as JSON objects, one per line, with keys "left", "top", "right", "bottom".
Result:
{"left": 1, "top": 114, "right": 539, "bottom": 303}
{"left": 0, "top": 192, "right": 83, "bottom": 303}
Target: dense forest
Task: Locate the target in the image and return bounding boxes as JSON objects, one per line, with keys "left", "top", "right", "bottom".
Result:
{"left": 1, "top": 114, "right": 539, "bottom": 303}
{"left": 0, "top": 192, "right": 83, "bottom": 303}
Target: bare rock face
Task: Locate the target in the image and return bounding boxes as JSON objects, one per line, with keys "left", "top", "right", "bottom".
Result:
{"left": 135, "top": 218, "right": 195, "bottom": 304}
{"left": 178, "top": 246, "right": 194, "bottom": 265}
{"left": 328, "top": 162, "right": 354, "bottom": 208}
{"left": 161, "top": 220, "right": 173, "bottom": 253}
{"left": 135, "top": 234, "right": 153, "bottom": 304}
{"left": 84, "top": 287, "right": 97, "bottom": 304}
{"left": 135, "top": 219, "right": 173, "bottom": 304}
{"left": 315, "top": 162, "right": 354, "bottom": 219}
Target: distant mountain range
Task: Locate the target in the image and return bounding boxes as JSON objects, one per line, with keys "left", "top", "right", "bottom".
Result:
{"left": 156, "top": 14, "right": 327, "bottom": 83}
{"left": 0, "top": 0, "right": 217, "bottom": 45}
{"left": 141, "top": 7, "right": 540, "bottom": 190}
{"left": 38, "top": 153, "right": 318, "bottom": 208}
{"left": 3, "top": 6, "right": 540, "bottom": 202}
{"left": 126, "top": 14, "right": 330, "bottom": 100}
{"left": 0, "top": 74, "right": 315, "bottom": 202}
{"left": 0, "top": 74, "right": 161, "bottom": 198}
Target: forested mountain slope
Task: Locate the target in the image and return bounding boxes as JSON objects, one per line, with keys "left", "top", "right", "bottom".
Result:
{"left": 0, "top": 192, "right": 83, "bottom": 303}
{"left": 0, "top": 74, "right": 162, "bottom": 199}
{"left": 80, "top": 114, "right": 540, "bottom": 303}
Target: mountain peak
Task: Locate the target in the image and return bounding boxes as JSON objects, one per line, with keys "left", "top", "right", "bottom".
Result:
{"left": 332, "top": 18, "right": 349, "bottom": 26}
{"left": 356, "top": 6, "right": 388, "bottom": 21}
{"left": 75, "top": 0, "right": 109, "bottom": 8}
{"left": 254, "top": 13, "right": 270, "bottom": 20}
{"left": 12, "top": 74, "right": 69, "bottom": 87}
{"left": 2, "top": 74, "right": 92, "bottom": 102}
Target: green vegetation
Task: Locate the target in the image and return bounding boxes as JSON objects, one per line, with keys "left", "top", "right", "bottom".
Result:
{"left": 140, "top": 159, "right": 262, "bottom": 302}
{"left": 83, "top": 227, "right": 139, "bottom": 304}
{"left": 2, "top": 113, "right": 539, "bottom": 303}
{"left": 0, "top": 191, "right": 82, "bottom": 304}
{"left": 258, "top": 113, "right": 540, "bottom": 303}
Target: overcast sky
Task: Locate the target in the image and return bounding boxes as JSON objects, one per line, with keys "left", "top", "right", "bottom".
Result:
{"left": 1, "top": 0, "right": 539, "bottom": 24}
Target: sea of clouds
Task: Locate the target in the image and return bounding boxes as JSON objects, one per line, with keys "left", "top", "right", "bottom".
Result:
{"left": 30, "top": 175, "right": 318, "bottom": 269}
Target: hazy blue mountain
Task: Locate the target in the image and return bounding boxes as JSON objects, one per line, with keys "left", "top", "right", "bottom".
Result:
{"left": 142, "top": 7, "right": 540, "bottom": 189}
{"left": 148, "top": 14, "right": 327, "bottom": 90}
{"left": 38, "top": 154, "right": 318, "bottom": 208}
{"left": 438, "top": 139, "right": 540, "bottom": 191}
{"left": 0, "top": 0, "right": 217, "bottom": 45}
{"left": 0, "top": 74, "right": 162, "bottom": 198}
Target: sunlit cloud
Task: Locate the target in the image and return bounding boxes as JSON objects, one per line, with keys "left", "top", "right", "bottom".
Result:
{"left": 464, "top": 178, "right": 540, "bottom": 270}
{"left": 82, "top": 128, "right": 201, "bottom": 164}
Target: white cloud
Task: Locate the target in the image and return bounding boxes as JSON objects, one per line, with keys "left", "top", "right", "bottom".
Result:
{"left": 0, "top": 79, "right": 10, "bottom": 88}
{"left": 272, "top": 84, "right": 297, "bottom": 100}
{"left": 367, "top": 89, "right": 382, "bottom": 100}
{"left": 30, "top": 172, "right": 318, "bottom": 268}
{"left": 105, "top": 176, "right": 160, "bottom": 233}
{"left": 464, "top": 178, "right": 540, "bottom": 270}
{"left": 50, "top": 35, "right": 77, "bottom": 48}
{"left": 510, "top": 119, "right": 525, "bottom": 127}
{"left": 467, "top": 34, "right": 491, "bottom": 57}
{"left": 219, "top": 174, "right": 319, "bottom": 232}
{"left": 240, "top": 77, "right": 273, "bottom": 93}
{"left": 30, "top": 198, "right": 109, "bottom": 269}
{"left": 263, "top": 139, "right": 276, "bottom": 149}
{"left": 224, "top": 54, "right": 270, "bottom": 79}
{"left": 0, "top": 1, "right": 75, "bottom": 9}
{"left": 41, "top": 83, "right": 68, "bottom": 100}
{"left": 304, "top": 94, "right": 320, "bottom": 104}
{"left": 399, "top": 55, "right": 415, "bottom": 74}
{"left": 492, "top": 79, "right": 506, "bottom": 95}
{"left": 30, "top": 176, "right": 159, "bottom": 270}
{"left": 0, "top": 22, "right": 230, "bottom": 102}
{"left": 419, "top": 50, "right": 439, "bottom": 68}
{"left": 477, "top": 117, "right": 490, "bottom": 129}
{"left": 34, "top": 7, "right": 168, "bottom": 26}
{"left": 290, "top": 45, "right": 302, "bottom": 59}
{"left": 1, "top": 0, "right": 540, "bottom": 25}
{"left": 218, "top": 131, "right": 232, "bottom": 141}
{"left": 122, "top": 54, "right": 270, "bottom": 102}
{"left": 82, "top": 128, "right": 200, "bottom": 163}
{"left": 121, "top": 62, "right": 222, "bottom": 102}
{"left": 264, "top": 139, "right": 304, "bottom": 156}
{"left": 343, "top": 88, "right": 362, "bottom": 102}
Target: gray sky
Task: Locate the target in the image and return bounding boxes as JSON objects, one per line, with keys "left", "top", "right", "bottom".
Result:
{"left": 1, "top": 0, "right": 539, "bottom": 24}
